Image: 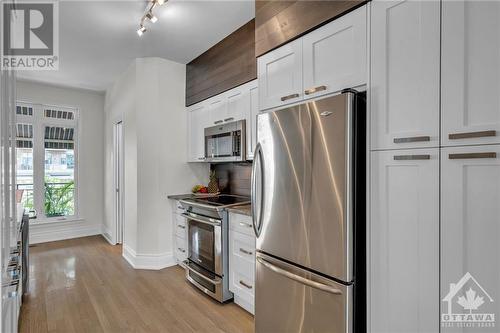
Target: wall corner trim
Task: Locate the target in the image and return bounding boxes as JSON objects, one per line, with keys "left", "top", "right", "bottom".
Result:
{"left": 122, "top": 244, "right": 176, "bottom": 270}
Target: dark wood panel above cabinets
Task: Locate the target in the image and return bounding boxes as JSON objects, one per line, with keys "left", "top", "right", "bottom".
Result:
{"left": 186, "top": 19, "right": 257, "bottom": 107}
{"left": 255, "top": 0, "right": 366, "bottom": 57}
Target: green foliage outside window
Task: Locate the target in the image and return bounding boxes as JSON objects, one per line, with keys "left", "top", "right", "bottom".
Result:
{"left": 44, "top": 178, "right": 75, "bottom": 217}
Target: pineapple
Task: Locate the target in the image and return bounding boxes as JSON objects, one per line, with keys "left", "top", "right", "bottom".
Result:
{"left": 207, "top": 170, "right": 219, "bottom": 194}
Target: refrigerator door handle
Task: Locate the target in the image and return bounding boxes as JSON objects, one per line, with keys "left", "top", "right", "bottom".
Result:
{"left": 251, "top": 142, "right": 264, "bottom": 237}
{"left": 257, "top": 256, "right": 343, "bottom": 295}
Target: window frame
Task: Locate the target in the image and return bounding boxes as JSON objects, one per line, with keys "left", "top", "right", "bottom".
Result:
{"left": 16, "top": 101, "right": 80, "bottom": 222}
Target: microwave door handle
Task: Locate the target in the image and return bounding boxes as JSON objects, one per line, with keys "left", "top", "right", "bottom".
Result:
{"left": 251, "top": 143, "right": 264, "bottom": 237}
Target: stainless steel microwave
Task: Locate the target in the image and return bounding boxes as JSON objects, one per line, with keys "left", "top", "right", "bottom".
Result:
{"left": 204, "top": 120, "right": 246, "bottom": 162}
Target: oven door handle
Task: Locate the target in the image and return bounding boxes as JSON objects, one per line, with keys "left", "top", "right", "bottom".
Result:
{"left": 181, "top": 260, "right": 222, "bottom": 285}
{"left": 181, "top": 213, "right": 221, "bottom": 227}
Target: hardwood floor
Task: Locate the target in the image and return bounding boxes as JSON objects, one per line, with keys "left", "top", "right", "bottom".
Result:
{"left": 19, "top": 236, "right": 254, "bottom": 333}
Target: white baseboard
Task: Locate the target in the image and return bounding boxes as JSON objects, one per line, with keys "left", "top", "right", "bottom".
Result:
{"left": 122, "top": 244, "right": 176, "bottom": 270}
{"left": 30, "top": 221, "right": 101, "bottom": 244}
{"left": 101, "top": 226, "right": 115, "bottom": 245}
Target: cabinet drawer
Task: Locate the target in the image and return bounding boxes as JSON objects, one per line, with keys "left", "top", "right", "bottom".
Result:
{"left": 174, "top": 201, "right": 185, "bottom": 215}
{"left": 174, "top": 214, "right": 187, "bottom": 239}
{"left": 230, "top": 231, "right": 255, "bottom": 263}
{"left": 175, "top": 236, "right": 187, "bottom": 263}
{"left": 230, "top": 262, "right": 255, "bottom": 297}
{"left": 229, "top": 212, "right": 254, "bottom": 237}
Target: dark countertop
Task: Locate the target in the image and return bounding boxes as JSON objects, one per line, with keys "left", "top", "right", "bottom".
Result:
{"left": 227, "top": 204, "right": 252, "bottom": 217}
{"left": 167, "top": 194, "right": 196, "bottom": 200}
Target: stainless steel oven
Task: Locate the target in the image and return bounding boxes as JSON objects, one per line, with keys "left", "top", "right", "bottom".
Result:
{"left": 184, "top": 212, "right": 222, "bottom": 276}
{"left": 204, "top": 120, "right": 246, "bottom": 162}
{"left": 181, "top": 210, "right": 232, "bottom": 302}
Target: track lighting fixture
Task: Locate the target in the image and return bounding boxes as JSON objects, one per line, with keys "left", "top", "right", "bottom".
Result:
{"left": 136, "top": 0, "right": 167, "bottom": 36}
{"left": 137, "top": 25, "right": 146, "bottom": 36}
{"left": 146, "top": 11, "right": 158, "bottom": 23}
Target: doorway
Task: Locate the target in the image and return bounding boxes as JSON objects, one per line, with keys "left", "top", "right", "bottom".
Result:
{"left": 113, "top": 121, "right": 124, "bottom": 244}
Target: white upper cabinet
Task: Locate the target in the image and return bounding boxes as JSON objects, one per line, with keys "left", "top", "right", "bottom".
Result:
{"left": 187, "top": 103, "right": 208, "bottom": 162}
{"left": 187, "top": 80, "right": 258, "bottom": 162}
{"left": 370, "top": 0, "right": 440, "bottom": 150}
{"left": 370, "top": 148, "right": 439, "bottom": 333}
{"left": 258, "top": 5, "right": 368, "bottom": 111}
{"left": 208, "top": 97, "right": 228, "bottom": 126}
{"left": 441, "top": 1, "right": 500, "bottom": 147}
{"left": 258, "top": 38, "right": 303, "bottom": 111}
{"left": 441, "top": 145, "right": 500, "bottom": 330}
{"left": 247, "top": 82, "right": 259, "bottom": 160}
{"left": 303, "top": 5, "right": 367, "bottom": 99}
{"left": 226, "top": 87, "right": 249, "bottom": 123}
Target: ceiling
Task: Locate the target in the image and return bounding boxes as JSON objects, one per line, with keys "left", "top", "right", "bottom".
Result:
{"left": 17, "top": 0, "right": 255, "bottom": 92}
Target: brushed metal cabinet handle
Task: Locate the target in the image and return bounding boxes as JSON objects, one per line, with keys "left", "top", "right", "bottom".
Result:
{"left": 280, "top": 93, "right": 300, "bottom": 102}
{"left": 304, "top": 85, "right": 327, "bottom": 95}
{"left": 224, "top": 117, "right": 234, "bottom": 122}
{"left": 177, "top": 225, "right": 185, "bottom": 229}
{"left": 197, "top": 157, "right": 206, "bottom": 161}
{"left": 393, "top": 136, "right": 431, "bottom": 144}
{"left": 239, "top": 248, "right": 253, "bottom": 255}
{"left": 239, "top": 222, "right": 252, "bottom": 228}
{"left": 448, "top": 130, "right": 496, "bottom": 140}
{"left": 239, "top": 280, "right": 253, "bottom": 289}
{"left": 177, "top": 248, "right": 185, "bottom": 253}
{"left": 394, "top": 154, "right": 431, "bottom": 161}
{"left": 449, "top": 152, "right": 497, "bottom": 159}
{"left": 214, "top": 120, "right": 223, "bottom": 124}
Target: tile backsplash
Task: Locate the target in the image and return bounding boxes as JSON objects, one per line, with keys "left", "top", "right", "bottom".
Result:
{"left": 211, "top": 162, "right": 252, "bottom": 197}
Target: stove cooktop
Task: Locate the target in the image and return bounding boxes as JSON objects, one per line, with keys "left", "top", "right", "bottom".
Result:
{"left": 183, "top": 194, "right": 250, "bottom": 208}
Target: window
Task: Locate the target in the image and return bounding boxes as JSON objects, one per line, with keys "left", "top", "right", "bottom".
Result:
{"left": 15, "top": 102, "right": 78, "bottom": 221}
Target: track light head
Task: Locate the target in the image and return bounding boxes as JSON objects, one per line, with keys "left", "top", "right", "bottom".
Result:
{"left": 146, "top": 11, "right": 158, "bottom": 23}
{"left": 137, "top": 25, "right": 146, "bottom": 36}
{"left": 155, "top": 0, "right": 166, "bottom": 5}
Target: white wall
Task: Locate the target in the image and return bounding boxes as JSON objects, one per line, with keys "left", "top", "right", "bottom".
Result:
{"left": 16, "top": 80, "right": 105, "bottom": 244}
{"left": 104, "top": 57, "right": 208, "bottom": 269}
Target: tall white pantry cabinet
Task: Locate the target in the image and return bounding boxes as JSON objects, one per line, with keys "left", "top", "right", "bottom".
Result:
{"left": 370, "top": 1, "right": 500, "bottom": 332}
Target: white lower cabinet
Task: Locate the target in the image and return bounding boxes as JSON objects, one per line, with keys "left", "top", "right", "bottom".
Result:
{"left": 172, "top": 201, "right": 187, "bottom": 264}
{"left": 229, "top": 212, "right": 255, "bottom": 314}
{"left": 370, "top": 149, "right": 439, "bottom": 333}
{"left": 441, "top": 145, "right": 500, "bottom": 332}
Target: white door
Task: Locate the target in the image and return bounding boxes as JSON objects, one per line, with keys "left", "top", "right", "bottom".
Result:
{"left": 247, "top": 83, "right": 259, "bottom": 160}
{"left": 188, "top": 104, "right": 208, "bottom": 162}
{"left": 257, "top": 38, "right": 303, "bottom": 111}
{"left": 441, "top": 145, "right": 500, "bottom": 331}
{"left": 370, "top": 149, "right": 439, "bottom": 333}
{"left": 441, "top": 1, "right": 500, "bottom": 147}
{"left": 370, "top": 0, "right": 440, "bottom": 150}
{"left": 303, "top": 5, "right": 367, "bottom": 99}
{"left": 208, "top": 97, "right": 228, "bottom": 126}
{"left": 113, "top": 121, "right": 124, "bottom": 244}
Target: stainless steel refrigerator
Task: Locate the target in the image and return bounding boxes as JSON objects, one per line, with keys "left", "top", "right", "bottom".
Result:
{"left": 251, "top": 90, "right": 366, "bottom": 333}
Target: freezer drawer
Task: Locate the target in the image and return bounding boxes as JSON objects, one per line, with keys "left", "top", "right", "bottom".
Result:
{"left": 255, "top": 252, "right": 352, "bottom": 333}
